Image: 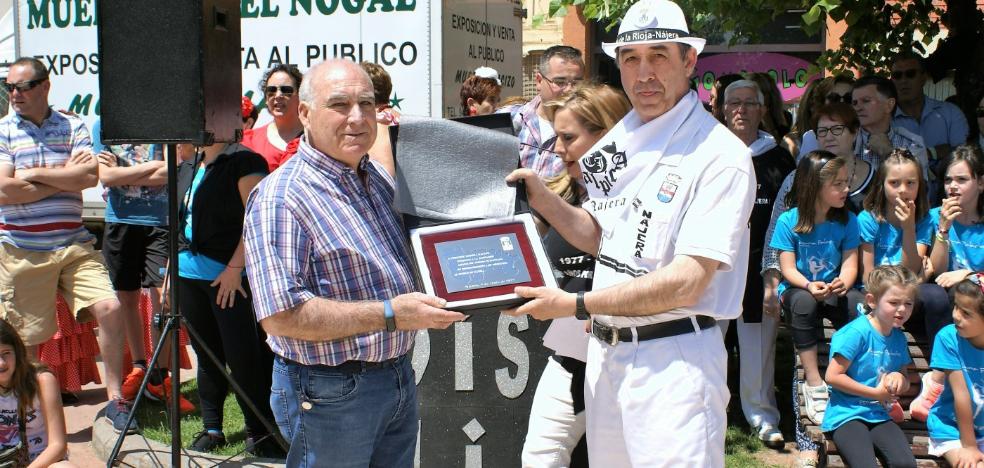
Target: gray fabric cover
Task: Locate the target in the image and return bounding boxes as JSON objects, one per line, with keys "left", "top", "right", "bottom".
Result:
{"left": 393, "top": 115, "right": 521, "bottom": 221}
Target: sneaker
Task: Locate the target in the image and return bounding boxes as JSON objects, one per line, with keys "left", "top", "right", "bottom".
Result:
{"left": 121, "top": 367, "right": 146, "bottom": 401}
{"left": 246, "top": 434, "right": 287, "bottom": 459}
{"left": 145, "top": 377, "right": 196, "bottom": 414}
{"left": 189, "top": 430, "right": 226, "bottom": 453}
{"left": 756, "top": 423, "right": 785, "bottom": 449}
{"left": 909, "top": 372, "right": 943, "bottom": 422}
{"left": 801, "top": 382, "right": 829, "bottom": 425}
{"left": 103, "top": 398, "right": 138, "bottom": 434}
{"left": 887, "top": 400, "right": 905, "bottom": 423}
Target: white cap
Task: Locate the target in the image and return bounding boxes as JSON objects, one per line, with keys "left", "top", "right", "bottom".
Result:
{"left": 474, "top": 66, "right": 501, "bottom": 85}
{"left": 602, "top": 0, "right": 705, "bottom": 58}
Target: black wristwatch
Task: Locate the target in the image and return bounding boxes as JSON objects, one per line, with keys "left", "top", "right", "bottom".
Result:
{"left": 575, "top": 291, "right": 591, "bottom": 320}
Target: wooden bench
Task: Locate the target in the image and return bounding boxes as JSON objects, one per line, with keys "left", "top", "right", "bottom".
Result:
{"left": 795, "top": 320, "right": 948, "bottom": 467}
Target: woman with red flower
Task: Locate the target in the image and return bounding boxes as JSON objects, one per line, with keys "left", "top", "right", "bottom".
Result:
{"left": 240, "top": 65, "right": 304, "bottom": 171}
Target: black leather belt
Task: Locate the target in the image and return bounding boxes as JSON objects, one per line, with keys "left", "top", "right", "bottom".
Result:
{"left": 590, "top": 315, "right": 716, "bottom": 346}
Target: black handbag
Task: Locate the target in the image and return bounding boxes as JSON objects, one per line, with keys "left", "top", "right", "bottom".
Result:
{"left": 0, "top": 404, "right": 31, "bottom": 468}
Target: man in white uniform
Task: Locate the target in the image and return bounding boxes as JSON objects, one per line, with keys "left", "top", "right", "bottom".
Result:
{"left": 507, "top": 1, "right": 755, "bottom": 466}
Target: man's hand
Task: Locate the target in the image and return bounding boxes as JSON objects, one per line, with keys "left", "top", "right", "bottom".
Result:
{"left": 66, "top": 148, "right": 94, "bottom": 167}
{"left": 807, "top": 281, "right": 830, "bottom": 300}
{"left": 504, "top": 286, "right": 576, "bottom": 320}
{"left": 868, "top": 133, "right": 893, "bottom": 158}
{"left": 391, "top": 292, "right": 465, "bottom": 330}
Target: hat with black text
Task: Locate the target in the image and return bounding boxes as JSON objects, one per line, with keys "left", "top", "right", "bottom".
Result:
{"left": 602, "top": 0, "right": 705, "bottom": 58}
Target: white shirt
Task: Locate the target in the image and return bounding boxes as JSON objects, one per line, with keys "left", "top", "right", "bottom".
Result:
{"left": 580, "top": 91, "right": 756, "bottom": 328}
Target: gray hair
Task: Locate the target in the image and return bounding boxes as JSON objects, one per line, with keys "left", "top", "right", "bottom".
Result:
{"left": 723, "top": 79, "right": 765, "bottom": 106}
{"left": 537, "top": 45, "right": 584, "bottom": 76}
{"left": 298, "top": 59, "right": 373, "bottom": 104}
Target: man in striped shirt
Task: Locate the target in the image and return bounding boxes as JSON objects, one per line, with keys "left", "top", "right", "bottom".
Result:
{"left": 0, "top": 57, "right": 133, "bottom": 433}
{"left": 243, "top": 59, "right": 465, "bottom": 467}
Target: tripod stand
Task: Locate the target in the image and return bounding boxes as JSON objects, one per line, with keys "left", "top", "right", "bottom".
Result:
{"left": 105, "top": 144, "right": 288, "bottom": 467}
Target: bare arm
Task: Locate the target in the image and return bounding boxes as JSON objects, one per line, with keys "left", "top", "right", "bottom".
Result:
{"left": 825, "top": 355, "right": 890, "bottom": 401}
{"left": 0, "top": 164, "right": 60, "bottom": 204}
{"left": 512, "top": 254, "right": 720, "bottom": 320}
{"left": 260, "top": 292, "right": 465, "bottom": 342}
{"left": 212, "top": 173, "right": 266, "bottom": 309}
{"left": 26, "top": 371, "right": 69, "bottom": 468}
{"left": 18, "top": 148, "right": 98, "bottom": 191}
{"left": 779, "top": 251, "right": 811, "bottom": 290}
{"left": 860, "top": 244, "right": 875, "bottom": 286}
{"left": 97, "top": 150, "right": 166, "bottom": 187}
{"left": 838, "top": 248, "right": 860, "bottom": 287}
{"left": 506, "top": 169, "right": 601, "bottom": 254}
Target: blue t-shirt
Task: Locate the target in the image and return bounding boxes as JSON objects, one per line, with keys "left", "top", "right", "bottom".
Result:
{"left": 822, "top": 315, "right": 912, "bottom": 431}
{"left": 104, "top": 144, "right": 168, "bottom": 226}
{"left": 927, "top": 325, "right": 984, "bottom": 442}
{"left": 769, "top": 208, "right": 860, "bottom": 297}
{"left": 928, "top": 207, "right": 984, "bottom": 271}
{"left": 857, "top": 210, "right": 933, "bottom": 267}
{"left": 178, "top": 167, "right": 225, "bottom": 281}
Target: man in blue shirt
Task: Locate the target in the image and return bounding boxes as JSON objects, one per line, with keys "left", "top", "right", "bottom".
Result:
{"left": 891, "top": 53, "right": 969, "bottom": 184}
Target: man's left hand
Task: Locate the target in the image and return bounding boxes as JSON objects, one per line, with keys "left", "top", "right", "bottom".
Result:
{"left": 504, "top": 286, "right": 576, "bottom": 320}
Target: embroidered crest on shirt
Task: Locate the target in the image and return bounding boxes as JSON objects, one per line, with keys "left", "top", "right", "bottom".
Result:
{"left": 657, "top": 173, "right": 681, "bottom": 203}
{"left": 581, "top": 142, "right": 627, "bottom": 196}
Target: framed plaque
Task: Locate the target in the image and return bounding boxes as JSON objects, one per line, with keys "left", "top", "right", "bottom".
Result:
{"left": 409, "top": 213, "right": 556, "bottom": 312}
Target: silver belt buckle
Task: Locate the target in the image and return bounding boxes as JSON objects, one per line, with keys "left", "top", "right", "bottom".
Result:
{"left": 594, "top": 321, "right": 620, "bottom": 346}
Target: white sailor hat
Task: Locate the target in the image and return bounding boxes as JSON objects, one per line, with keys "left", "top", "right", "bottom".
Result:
{"left": 602, "top": 0, "right": 705, "bottom": 58}
{"left": 474, "top": 66, "right": 501, "bottom": 85}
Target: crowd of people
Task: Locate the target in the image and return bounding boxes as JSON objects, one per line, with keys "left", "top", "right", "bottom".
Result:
{"left": 0, "top": 0, "right": 983, "bottom": 466}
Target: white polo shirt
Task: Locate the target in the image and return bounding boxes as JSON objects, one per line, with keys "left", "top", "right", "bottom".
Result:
{"left": 580, "top": 91, "right": 755, "bottom": 328}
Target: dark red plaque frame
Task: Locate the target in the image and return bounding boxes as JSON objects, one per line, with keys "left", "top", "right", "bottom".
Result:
{"left": 419, "top": 221, "right": 545, "bottom": 303}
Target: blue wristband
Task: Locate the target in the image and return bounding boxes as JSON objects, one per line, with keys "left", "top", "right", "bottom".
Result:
{"left": 383, "top": 299, "right": 397, "bottom": 332}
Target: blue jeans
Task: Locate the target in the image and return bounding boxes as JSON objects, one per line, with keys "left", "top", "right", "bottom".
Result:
{"left": 270, "top": 354, "right": 418, "bottom": 467}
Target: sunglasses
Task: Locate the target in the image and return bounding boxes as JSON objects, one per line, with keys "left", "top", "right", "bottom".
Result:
{"left": 825, "top": 92, "right": 851, "bottom": 104}
{"left": 264, "top": 85, "right": 295, "bottom": 97}
{"left": 3, "top": 78, "right": 47, "bottom": 93}
{"left": 890, "top": 69, "right": 920, "bottom": 80}
{"left": 976, "top": 107, "right": 984, "bottom": 118}
{"left": 816, "top": 124, "right": 848, "bottom": 138}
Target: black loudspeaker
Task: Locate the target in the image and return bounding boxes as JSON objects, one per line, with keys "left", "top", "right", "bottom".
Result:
{"left": 97, "top": 0, "right": 241, "bottom": 145}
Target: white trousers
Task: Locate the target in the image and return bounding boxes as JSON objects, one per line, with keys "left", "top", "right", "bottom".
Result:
{"left": 585, "top": 323, "right": 729, "bottom": 467}
{"left": 522, "top": 357, "right": 586, "bottom": 467}
{"left": 718, "top": 314, "right": 781, "bottom": 428}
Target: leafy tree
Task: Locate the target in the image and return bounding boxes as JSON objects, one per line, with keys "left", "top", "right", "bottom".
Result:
{"left": 534, "top": 0, "right": 983, "bottom": 135}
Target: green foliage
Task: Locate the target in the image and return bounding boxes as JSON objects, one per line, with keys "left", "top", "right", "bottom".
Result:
{"left": 537, "top": 0, "right": 947, "bottom": 75}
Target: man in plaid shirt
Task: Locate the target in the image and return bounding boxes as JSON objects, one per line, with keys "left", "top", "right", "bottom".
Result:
{"left": 243, "top": 59, "right": 465, "bottom": 468}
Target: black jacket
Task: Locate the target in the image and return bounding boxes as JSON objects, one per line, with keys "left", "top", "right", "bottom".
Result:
{"left": 176, "top": 143, "right": 268, "bottom": 265}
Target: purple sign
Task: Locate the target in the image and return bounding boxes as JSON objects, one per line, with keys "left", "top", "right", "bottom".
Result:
{"left": 693, "top": 52, "right": 821, "bottom": 103}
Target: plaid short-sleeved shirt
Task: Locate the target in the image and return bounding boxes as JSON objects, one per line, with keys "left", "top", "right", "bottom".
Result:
{"left": 243, "top": 139, "right": 416, "bottom": 366}
{"left": 0, "top": 109, "right": 93, "bottom": 250}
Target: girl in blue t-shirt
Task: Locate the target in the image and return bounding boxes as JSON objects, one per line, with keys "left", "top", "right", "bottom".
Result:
{"left": 926, "top": 275, "right": 984, "bottom": 467}
{"left": 822, "top": 265, "right": 918, "bottom": 467}
{"left": 912, "top": 146, "right": 984, "bottom": 422}
{"left": 770, "top": 151, "right": 864, "bottom": 425}
{"left": 859, "top": 148, "right": 932, "bottom": 279}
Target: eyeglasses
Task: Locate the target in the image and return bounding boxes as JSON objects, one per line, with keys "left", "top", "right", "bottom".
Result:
{"left": 890, "top": 69, "right": 920, "bottom": 80}
{"left": 816, "top": 124, "right": 848, "bottom": 138}
{"left": 3, "top": 78, "right": 47, "bottom": 93}
{"left": 976, "top": 107, "right": 984, "bottom": 118}
{"left": 541, "top": 75, "right": 583, "bottom": 89}
{"left": 264, "top": 85, "right": 295, "bottom": 97}
{"left": 825, "top": 92, "right": 852, "bottom": 104}
{"left": 725, "top": 100, "right": 761, "bottom": 110}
